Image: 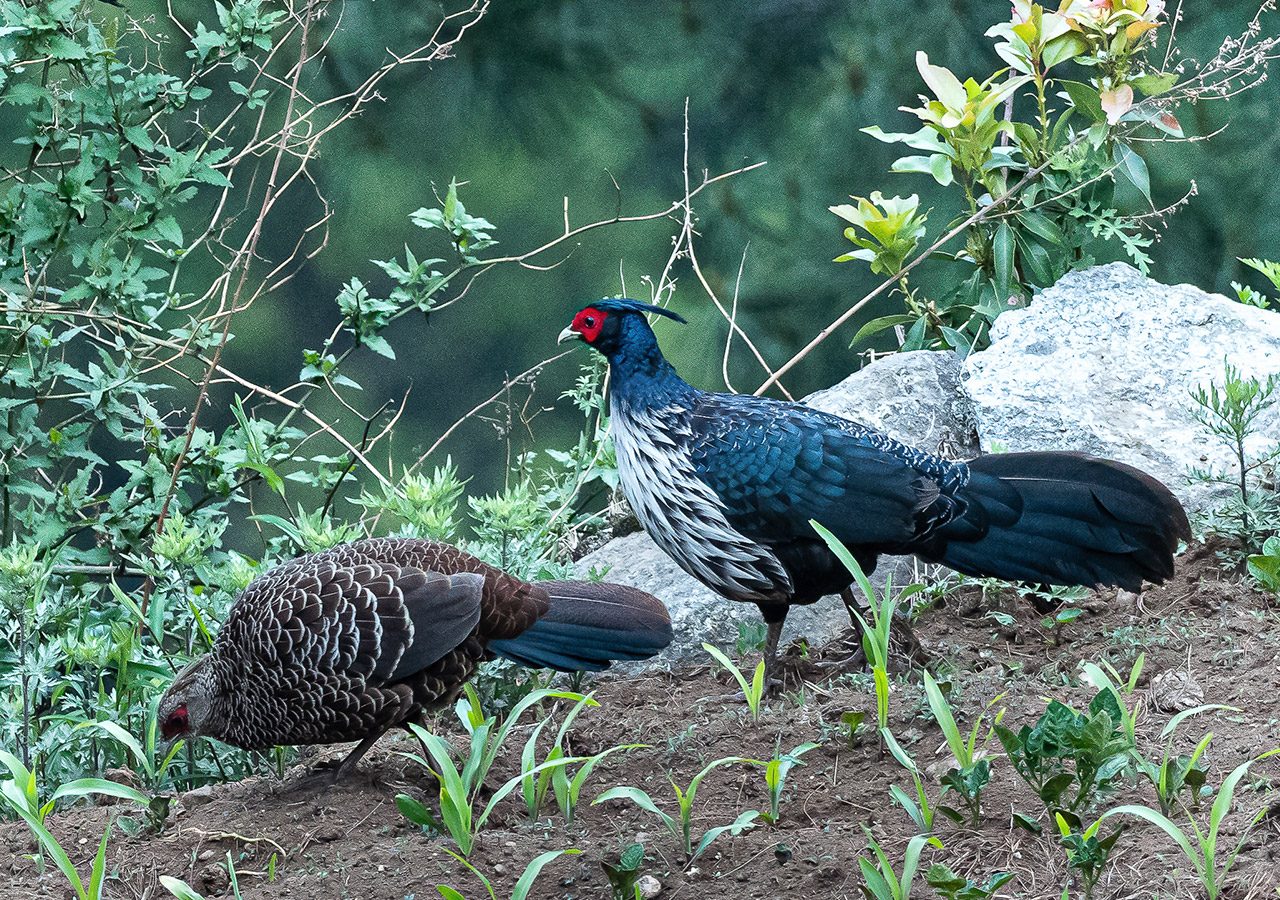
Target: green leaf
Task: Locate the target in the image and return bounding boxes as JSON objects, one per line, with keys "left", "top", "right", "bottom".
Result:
{"left": 76, "top": 721, "right": 150, "bottom": 776}
{"left": 1012, "top": 811, "right": 1043, "bottom": 834}
{"left": 692, "top": 810, "right": 758, "bottom": 861}
{"left": 929, "top": 153, "right": 954, "bottom": 186}
{"left": 1042, "top": 32, "right": 1088, "bottom": 69}
{"left": 159, "top": 876, "right": 208, "bottom": 900}
{"left": 396, "top": 793, "right": 442, "bottom": 830}
{"left": 1132, "top": 72, "right": 1178, "bottom": 97}
{"left": 1112, "top": 143, "right": 1152, "bottom": 206}
{"left": 1061, "top": 81, "right": 1104, "bottom": 123}
{"left": 1017, "top": 210, "right": 1066, "bottom": 248}
{"left": 992, "top": 222, "right": 1015, "bottom": 302}
{"left": 50, "top": 778, "right": 151, "bottom": 809}
{"left": 850, "top": 315, "right": 915, "bottom": 347}
{"left": 153, "top": 216, "right": 184, "bottom": 247}
{"left": 860, "top": 125, "right": 952, "bottom": 155}
{"left": 87, "top": 830, "right": 111, "bottom": 900}
{"left": 512, "top": 849, "right": 581, "bottom": 900}
{"left": 888, "top": 154, "right": 954, "bottom": 186}
{"left": 48, "top": 34, "right": 88, "bottom": 60}
{"left": 123, "top": 125, "right": 155, "bottom": 151}
{"left": 915, "top": 51, "right": 966, "bottom": 112}
{"left": 1013, "top": 230, "right": 1058, "bottom": 286}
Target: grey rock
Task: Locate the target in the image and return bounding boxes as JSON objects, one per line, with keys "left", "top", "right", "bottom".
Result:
{"left": 637, "top": 875, "right": 663, "bottom": 899}
{"left": 805, "top": 348, "right": 979, "bottom": 458}
{"left": 183, "top": 784, "right": 216, "bottom": 806}
{"left": 963, "top": 263, "right": 1280, "bottom": 514}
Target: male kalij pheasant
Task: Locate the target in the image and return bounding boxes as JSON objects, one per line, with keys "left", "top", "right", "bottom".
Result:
{"left": 560, "top": 298, "right": 1190, "bottom": 683}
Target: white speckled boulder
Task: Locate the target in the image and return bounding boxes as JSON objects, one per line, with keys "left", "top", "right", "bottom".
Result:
{"left": 963, "top": 263, "right": 1280, "bottom": 513}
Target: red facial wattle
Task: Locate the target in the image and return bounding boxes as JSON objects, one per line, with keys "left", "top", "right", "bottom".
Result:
{"left": 572, "top": 308, "right": 606, "bottom": 343}
{"left": 162, "top": 706, "right": 189, "bottom": 740}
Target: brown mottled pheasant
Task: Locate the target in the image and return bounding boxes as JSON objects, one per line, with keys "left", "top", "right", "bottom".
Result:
{"left": 156, "top": 538, "right": 672, "bottom": 776}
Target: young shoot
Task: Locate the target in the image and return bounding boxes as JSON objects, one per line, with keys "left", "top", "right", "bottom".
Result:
{"left": 1102, "top": 750, "right": 1280, "bottom": 900}
{"left": 702, "top": 642, "right": 767, "bottom": 723}
{"left": 593, "top": 756, "right": 763, "bottom": 864}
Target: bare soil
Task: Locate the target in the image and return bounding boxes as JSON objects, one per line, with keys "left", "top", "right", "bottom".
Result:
{"left": 5, "top": 543, "right": 1280, "bottom": 900}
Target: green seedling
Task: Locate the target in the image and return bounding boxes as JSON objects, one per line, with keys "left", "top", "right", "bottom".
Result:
{"left": 518, "top": 692, "right": 639, "bottom": 825}
{"left": 814, "top": 521, "right": 926, "bottom": 753}
{"left": 1102, "top": 750, "right": 1280, "bottom": 900}
{"left": 923, "top": 670, "right": 1004, "bottom": 825}
{"left": 1057, "top": 813, "right": 1125, "bottom": 900}
{"left": 884, "top": 730, "right": 936, "bottom": 833}
{"left": 1078, "top": 655, "right": 1145, "bottom": 747}
{"left": 396, "top": 688, "right": 587, "bottom": 854}
{"left": 761, "top": 741, "right": 820, "bottom": 824}
{"left": 736, "top": 620, "right": 768, "bottom": 654}
{"left": 1040, "top": 606, "right": 1084, "bottom": 644}
{"left": 79, "top": 712, "right": 184, "bottom": 793}
{"left": 857, "top": 828, "right": 942, "bottom": 900}
{"left": 703, "top": 642, "right": 766, "bottom": 723}
{"left": 518, "top": 694, "right": 594, "bottom": 820}
{"left": 842, "top": 710, "right": 873, "bottom": 749}
{"left": 601, "top": 842, "right": 646, "bottom": 900}
{"left": 1132, "top": 704, "right": 1238, "bottom": 815}
{"left": 594, "top": 756, "right": 762, "bottom": 863}
{"left": 160, "top": 875, "right": 208, "bottom": 900}
{"left": 0, "top": 749, "right": 151, "bottom": 900}
{"left": 1247, "top": 535, "right": 1280, "bottom": 593}
{"left": 552, "top": 741, "right": 644, "bottom": 828}
{"left": 926, "top": 864, "right": 1014, "bottom": 900}
{"left": 995, "top": 691, "right": 1129, "bottom": 819}
{"left": 435, "top": 847, "right": 581, "bottom": 900}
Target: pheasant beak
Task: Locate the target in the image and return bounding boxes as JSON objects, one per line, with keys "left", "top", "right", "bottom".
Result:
{"left": 557, "top": 326, "right": 580, "bottom": 345}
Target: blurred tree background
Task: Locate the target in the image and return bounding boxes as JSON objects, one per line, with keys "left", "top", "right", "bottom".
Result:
{"left": 23, "top": 0, "right": 1280, "bottom": 498}
{"left": 257, "top": 0, "right": 1279, "bottom": 496}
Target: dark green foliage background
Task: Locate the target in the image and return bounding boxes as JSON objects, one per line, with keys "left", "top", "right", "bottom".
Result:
{"left": 12, "top": 0, "right": 1279, "bottom": 494}
{"left": 237, "top": 0, "right": 1277, "bottom": 493}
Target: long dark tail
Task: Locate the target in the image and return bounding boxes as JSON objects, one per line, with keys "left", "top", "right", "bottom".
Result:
{"left": 489, "top": 581, "right": 674, "bottom": 672}
{"left": 921, "top": 452, "right": 1191, "bottom": 592}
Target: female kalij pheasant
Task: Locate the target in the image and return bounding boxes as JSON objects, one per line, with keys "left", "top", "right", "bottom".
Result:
{"left": 560, "top": 299, "right": 1189, "bottom": 682}
{"left": 157, "top": 538, "right": 672, "bottom": 775}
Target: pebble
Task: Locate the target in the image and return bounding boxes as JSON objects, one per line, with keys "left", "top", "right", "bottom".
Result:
{"left": 314, "top": 825, "right": 344, "bottom": 843}
{"left": 637, "top": 874, "right": 662, "bottom": 898}
{"left": 185, "top": 785, "right": 216, "bottom": 806}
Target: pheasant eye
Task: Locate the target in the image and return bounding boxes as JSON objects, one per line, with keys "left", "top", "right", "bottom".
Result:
{"left": 584, "top": 316, "right": 596, "bottom": 327}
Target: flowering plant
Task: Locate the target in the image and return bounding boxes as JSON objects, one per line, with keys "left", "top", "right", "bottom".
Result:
{"left": 837, "top": 0, "right": 1188, "bottom": 354}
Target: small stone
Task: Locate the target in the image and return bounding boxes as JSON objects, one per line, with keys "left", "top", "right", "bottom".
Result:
{"left": 1150, "top": 669, "right": 1204, "bottom": 713}
{"left": 314, "top": 824, "right": 344, "bottom": 843}
{"left": 198, "top": 849, "right": 215, "bottom": 861}
{"left": 199, "top": 863, "right": 230, "bottom": 896}
{"left": 638, "top": 875, "right": 662, "bottom": 898}
{"left": 184, "top": 785, "right": 216, "bottom": 806}
{"left": 634, "top": 831, "right": 653, "bottom": 844}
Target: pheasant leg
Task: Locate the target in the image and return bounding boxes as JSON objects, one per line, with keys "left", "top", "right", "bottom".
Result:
{"left": 333, "top": 731, "right": 383, "bottom": 781}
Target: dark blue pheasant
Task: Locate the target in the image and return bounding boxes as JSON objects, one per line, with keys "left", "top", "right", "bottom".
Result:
{"left": 560, "top": 299, "right": 1190, "bottom": 681}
